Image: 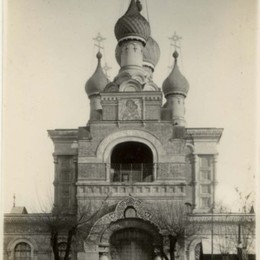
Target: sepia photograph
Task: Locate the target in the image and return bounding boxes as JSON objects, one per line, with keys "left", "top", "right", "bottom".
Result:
{"left": 2, "top": 0, "right": 258, "bottom": 260}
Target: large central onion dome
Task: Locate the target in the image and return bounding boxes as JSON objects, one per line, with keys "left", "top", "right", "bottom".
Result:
{"left": 143, "top": 37, "right": 160, "bottom": 70}
{"left": 114, "top": 0, "right": 151, "bottom": 44}
{"left": 85, "top": 52, "right": 109, "bottom": 97}
{"left": 162, "top": 51, "right": 189, "bottom": 97}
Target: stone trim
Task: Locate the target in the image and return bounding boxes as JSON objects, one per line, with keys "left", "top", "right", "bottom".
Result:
{"left": 189, "top": 213, "right": 255, "bottom": 223}
{"left": 6, "top": 237, "right": 39, "bottom": 260}
{"left": 87, "top": 196, "right": 161, "bottom": 245}
{"left": 96, "top": 129, "right": 166, "bottom": 164}
{"left": 185, "top": 128, "right": 223, "bottom": 142}
{"left": 48, "top": 129, "right": 78, "bottom": 142}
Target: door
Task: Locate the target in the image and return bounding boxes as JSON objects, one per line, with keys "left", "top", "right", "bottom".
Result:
{"left": 110, "top": 228, "right": 153, "bottom": 260}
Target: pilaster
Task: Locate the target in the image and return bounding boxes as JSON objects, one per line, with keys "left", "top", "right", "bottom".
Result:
{"left": 53, "top": 154, "right": 59, "bottom": 208}
{"left": 212, "top": 154, "right": 218, "bottom": 207}
{"left": 192, "top": 154, "right": 199, "bottom": 210}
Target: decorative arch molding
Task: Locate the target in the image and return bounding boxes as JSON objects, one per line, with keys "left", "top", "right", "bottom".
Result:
{"left": 186, "top": 236, "right": 205, "bottom": 260}
{"left": 86, "top": 196, "right": 162, "bottom": 247}
{"left": 7, "top": 236, "right": 38, "bottom": 260}
{"left": 96, "top": 129, "right": 166, "bottom": 163}
{"left": 114, "top": 70, "right": 148, "bottom": 87}
{"left": 104, "top": 82, "right": 119, "bottom": 93}
{"left": 119, "top": 79, "right": 142, "bottom": 92}
{"left": 143, "top": 81, "right": 159, "bottom": 91}
{"left": 101, "top": 218, "right": 162, "bottom": 246}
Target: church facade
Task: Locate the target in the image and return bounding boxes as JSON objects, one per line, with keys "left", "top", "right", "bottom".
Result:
{"left": 3, "top": 1, "right": 255, "bottom": 260}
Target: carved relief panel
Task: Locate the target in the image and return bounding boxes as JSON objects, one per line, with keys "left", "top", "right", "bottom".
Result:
{"left": 119, "top": 98, "right": 142, "bottom": 121}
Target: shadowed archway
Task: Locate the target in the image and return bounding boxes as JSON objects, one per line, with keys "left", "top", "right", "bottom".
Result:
{"left": 110, "top": 228, "right": 154, "bottom": 260}
{"left": 110, "top": 141, "right": 153, "bottom": 182}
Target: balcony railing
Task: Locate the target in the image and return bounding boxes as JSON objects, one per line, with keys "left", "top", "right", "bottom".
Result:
{"left": 110, "top": 163, "right": 153, "bottom": 183}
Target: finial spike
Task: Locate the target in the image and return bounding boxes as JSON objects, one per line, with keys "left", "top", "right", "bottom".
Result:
{"left": 13, "top": 194, "right": 16, "bottom": 207}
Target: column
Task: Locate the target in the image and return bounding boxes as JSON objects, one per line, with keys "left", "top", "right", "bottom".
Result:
{"left": 192, "top": 154, "right": 199, "bottom": 210}
{"left": 212, "top": 154, "right": 218, "bottom": 207}
{"left": 117, "top": 98, "right": 120, "bottom": 127}
{"left": 71, "top": 156, "right": 78, "bottom": 212}
{"left": 142, "top": 97, "right": 145, "bottom": 123}
{"left": 153, "top": 163, "right": 157, "bottom": 181}
{"left": 53, "top": 154, "right": 59, "bottom": 209}
{"left": 106, "top": 163, "right": 110, "bottom": 182}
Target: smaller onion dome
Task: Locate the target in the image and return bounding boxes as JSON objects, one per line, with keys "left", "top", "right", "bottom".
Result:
{"left": 85, "top": 52, "right": 110, "bottom": 97}
{"left": 115, "top": 43, "right": 121, "bottom": 66}
{"left": 114, "top": 0, "right": 151, "bottom": 44}
{"left": 143, "top": 37, "right": 160, "bottom": 70}
{"left": 162, "top": 51, "right": 189, "bottom": 97}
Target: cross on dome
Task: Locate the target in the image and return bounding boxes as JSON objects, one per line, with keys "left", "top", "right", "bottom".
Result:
{"left": 93, "top": 32, "right": 106, "bottom": 52}
{"left": 169, "top": 31, "right": 182, "bottom": 50}
{"left": 103, "top": 62, "right": 112, "bottom": 79}
{"left": 13, "top": 193, "right": 16, "bottom": 207}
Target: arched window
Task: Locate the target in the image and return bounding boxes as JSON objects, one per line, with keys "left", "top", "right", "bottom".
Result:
{"left": 110, "top": 141, "right": 153, "bottom": 183}
{"left": 14, "top": 242, "right": 32, "bottom": 260}
{"left": 58, "top": 242, "right": 71, "bottom": 260}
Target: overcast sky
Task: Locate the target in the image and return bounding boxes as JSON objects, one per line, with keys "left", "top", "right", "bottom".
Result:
{"left": 3, "top": 0, "right": 257, "bottom": 213}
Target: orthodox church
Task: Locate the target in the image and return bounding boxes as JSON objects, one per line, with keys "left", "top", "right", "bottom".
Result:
{"left": 3, "top": 1, "right": 255, "bottom": 260}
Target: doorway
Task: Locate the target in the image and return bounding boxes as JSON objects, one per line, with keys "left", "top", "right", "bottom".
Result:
{"left": 110, "top": 228, "right": 153, "bottom": 260}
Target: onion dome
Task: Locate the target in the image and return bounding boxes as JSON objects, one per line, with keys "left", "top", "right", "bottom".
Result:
{"left": 85, "top": 52, "right": 110, "bottom": 97}
{"left": 114, "top": 0, "right": 151, "bottom": 44}
{"left": 115, "top": 43, "right": 121, "bottom": 65}
{"left": 143, "top": 37, "right": 160, "bottom": 70}
{"left": 162, "top": 51, "right": 189, "bottom": 97}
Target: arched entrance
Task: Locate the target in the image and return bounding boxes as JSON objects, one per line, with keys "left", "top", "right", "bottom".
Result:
{"left": 86, "top": 197, "right": 163, "bottom": 260}
{"left": 110, "top": 228, "right": 153, "bottom": 260}
{"left": 110, "top": 142, "right": 153, "bottom": 182}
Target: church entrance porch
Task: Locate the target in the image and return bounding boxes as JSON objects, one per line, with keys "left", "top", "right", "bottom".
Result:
{"left": 110, "top": 228, "right": 153, "bottom": 260}
{"left": 86, "top": 197, "right": 163, "bottom": 260}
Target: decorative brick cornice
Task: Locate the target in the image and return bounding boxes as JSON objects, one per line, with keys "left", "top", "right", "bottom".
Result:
{"left": 4, "top": 214, "right": 51, "bottom": 224}
{"left": 4, "top": 213, "right": 76, "bottom": 226}
{"left": 189, "top": 213, "right": 255, "bottom": 223}
{"left": 185, "top": 128, "right": 223, "bottom": 143}
{"left": 48, "top": 129, "right": 78, "bottom": 143}
{"left": 4, "top": 212, "right": 254, "bottom": 227}
{"left": 100, "top": 91, "right": 162, "bottom": 99}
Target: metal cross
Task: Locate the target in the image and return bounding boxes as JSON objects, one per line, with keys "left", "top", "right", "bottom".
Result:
{"left": 13, "top": 194, "right": 16, "bottom": 207}
{"left": 169, "top": 31, "right": 182, "bottom": 50}
{"left": 103, "top": 62, "right": 112, "bottom": 78}
{"left": 93, "top": 32, "right": 106, "bottom": 51}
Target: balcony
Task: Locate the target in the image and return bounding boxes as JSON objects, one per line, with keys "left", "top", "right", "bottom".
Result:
{"left": 110, "top": 163, "right": 154, "bottom": 183}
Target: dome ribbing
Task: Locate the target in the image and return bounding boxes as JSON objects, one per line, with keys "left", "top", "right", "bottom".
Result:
{"left": 162, "top": 51, "right": 189, "bottom": 97}
{"left": 114, "top": 0, "right": 151, "bottom": 44}
{"left": 143, "top": 37, "right": 160, "bottom": 69}
{"left": 85, "top": 52, "right": 110, "bottom": 97}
